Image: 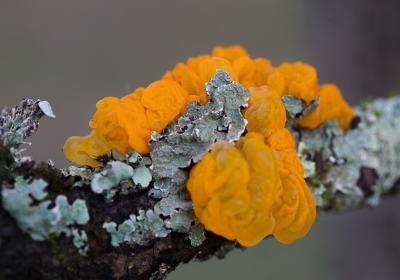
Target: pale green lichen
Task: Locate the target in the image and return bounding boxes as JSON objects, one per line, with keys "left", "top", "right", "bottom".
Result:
{"left": 336, "top": 98, "right": 400, "bottom": 206}
{"left": 142, "top": 70, "right": 249, "bottom": 247}
{"left": 0, "top": 98, "right": 55, "bottom": 149}
{"left": 326, "top": 165, "right": 364, "bottom": 208}
{"left": 153, "top": 193, "right": 205, "bottom": 246}
{"left": 282, "top": 95, "right": 319, "bottom": 124}
{"left": 53, "top": 195, "right": 90, "bottom": 232}
{"left": 101, "top": 70, "right": 247, "bottom": 247}
{"left": 60, "top": 166, "right": 95, "bottom": 187}
{"left": 149, "top": 70, "right": 250, "bottom": 180}
{"left": 71, "top": 228, "right": 88, "bottom": 256}
{"left": 283, "top": 94, "right": 400, "bottom": 210}
{"left": 103, "top": 220, "right": 135, "bottom": 247}
{"left": 127, "top": 150, "right": 140, "bottom": 164}
{"left": 10, "top": 176, "right": 48, "bottom": 200}
{"left": 91, "top": 161, "right": 134, "bottom": 195}
{"left": 1, "top": 176, "right": 90, "bottom": 246}
{"left": 310, "top": 184, "right": 327, "bottom": 207}
{"left": 0, "top": 98, "right": 91, "bottom": 256}
{"left": 132, "top": 157, "right": 152, "bottom": 188}
{"left": 148, "top": 169, "right": 188, "bottom": 199}
{"left": 103, "top": 209, "right": 170, "bottom": 247}
{"left": 298, "top": 120, "right": 343, "bottom": 160}
{"left": 281, "top": 95, "right": 306, "bottom": 119}
{"left": 297, "top": 141, "right": 316, "bottom": 178}
{"left": 87, "top": 150, "right": 153, "bottom": 201}
{"left": 165, "top": 209, "right": 205, "bottom": 246}
{"left": 0, "top": 99, "right": 55, "bottom": 175}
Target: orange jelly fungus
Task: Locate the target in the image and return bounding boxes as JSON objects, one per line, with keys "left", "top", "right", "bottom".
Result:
{"left": 63, "top": 45, "right": 352, "bottom": 245}
{"left": 296, "top": 84, "right": 355, "bottom": 131}
{"left": 164, "top": 56, "right": 238, "bottom": 105}
{"left": 165, "top": 45, "right": 354, "bottom": 131}
{"left": 63, "top": 130, "right": 110, "bottom": 168}
{"left": 277, "top": 62, "right": 318, "bottom": 104}
{"left": 245, "top": 86, "right": 316, "bottom": 244}
{"left": 187, "top": 133, "right": 283, "bottom": 246}
{"left": 63, "top": 80, "right": 189, "bottom": 167}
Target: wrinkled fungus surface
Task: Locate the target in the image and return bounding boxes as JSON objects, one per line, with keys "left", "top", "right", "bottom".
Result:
{"left": 61, "top": 45, "right": 358, "bottom": 248}
{"left": 244, "top": 86, "right": 316, "bottom": 244}
{"left": 165, "top": 45, "right": 354, "bottom": 132}
{"left": 63, "top": 45, "right": 354, "bottom": 168}
{"left": 64, "top": 80, "right": 189, "bottom": 167}
{"left": 187, "top": 134, "right": 282, "bottom": 246}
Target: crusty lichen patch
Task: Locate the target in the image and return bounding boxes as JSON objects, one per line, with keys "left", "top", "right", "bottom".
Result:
{"left": 1, "top": 176, "right": 90, "bottom": 243}
{"left": 103, "top": 209, "right": 170, "bottom": 247}
{"left": 0, "top": 98, "right": 55, "bottom": 149}
{"left": 0, "top": 99, "right": 90, "bottom": 256}
{"left": 285, "top": 95, "right": 400, "bottom": 210}
{"left": 98, "top": 70, "right": 249, "bottom": 247}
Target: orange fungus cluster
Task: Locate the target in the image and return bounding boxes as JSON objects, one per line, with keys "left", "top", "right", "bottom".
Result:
{"left": 187, "top": 134, "right": 282, "bottom": 246}
{"left": 64, "top": 45, "right": 353, "bottom": 168}
{"left": 165, "top": 45, "right": 354, "bottom": 130}
{"left": 63, "top": 80, "right": 188, "bottom": 165}
{"left": 188, "top": 86, "right": 316, "bottom": 245}
{"left": 63, "top": 45, "right": 354, "bottom": 246}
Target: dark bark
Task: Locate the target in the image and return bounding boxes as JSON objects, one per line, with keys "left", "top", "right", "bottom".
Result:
{"left": 0, "top": 138, "right": 398, "bottom": 280}
{"left": 0, "top": 149, "right": 235, "bottom": 280}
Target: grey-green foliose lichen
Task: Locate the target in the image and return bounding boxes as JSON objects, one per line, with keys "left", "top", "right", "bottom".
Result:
{"left": 0, "top": 98, "right": 55, "bottom": 149}
{"left": 146, "top": 70, "right": 250, "bottom": 246}
{"left": 103, "top": 209, "right": 170, "bottom": 247}
{"left": 0, "top": 99, "right": 91, "bottom": 255}
{"left": 91, "top": 161, "right": 134, "bottom": 199}
{"left": 0, "top": 98, "right": 55, "bottom": 173}
{"left": 71, "top": 228, "right": 89, "bottom": 256}
{"left": 99, "top": 70, "right": 250, "bottom": 247}
{"left": 284, "top": 94, "right": 400, "bottom": 210}
{"left": 76, "top": 149, "right": 153, "bottom": 202}
{"left": 1, "top": 176, "right": 90, "bottom": 245}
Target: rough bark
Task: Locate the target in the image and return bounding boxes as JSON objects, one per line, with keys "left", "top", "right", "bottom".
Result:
{"left": 0, "top": 159, "right": 231, "bottom": 280}
{"left": 1, "top": 95, "right": 400, "bottom": 280}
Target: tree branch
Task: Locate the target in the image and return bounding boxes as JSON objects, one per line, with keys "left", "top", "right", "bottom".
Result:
{"left": 1, "top": 93, "right": 400, "bottom": 280}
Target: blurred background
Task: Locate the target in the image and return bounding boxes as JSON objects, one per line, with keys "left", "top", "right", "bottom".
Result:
{"left": 1, "top": 1, "right": 400, "bottom": 279}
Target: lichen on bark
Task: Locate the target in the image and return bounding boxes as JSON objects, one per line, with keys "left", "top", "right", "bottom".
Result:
{"left": 1, "top": 88, "right": 400, "bottom": 279}
{"left": 284, "top": 95, "right": 400, "bottom": 210}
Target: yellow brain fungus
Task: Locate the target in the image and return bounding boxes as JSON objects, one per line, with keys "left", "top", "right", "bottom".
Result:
{"left": 244, "top": 86, "right": 316, "bottom": 244}
{"left": 211, "top": 45, "right": 249, "bottom": 62}
{"left": 89, "top": 96, "right": 150, "bottom": 155}
{"left": 243, "top": 86, "right": 287, "bottom": 137}
{"left": 277, "top": 62, "right": 318, "bottom": 104}
{"left": 63, "top": 130, "right": 110, "bottom": 168}
{"left": 64, "top": 46, "right": 352, "bottom": 245}
{"left": 296, "top": 84, "right": 355, "bottom": 131}
{"left": 63, "top": 80, "right": 189, "bottom": 167}
{"left": 164, "top": 45, "right": 354, "bottom": 131}
{"left": 140, "top": 80, "right": 188, "bottom": 131}
{"left": 198, "top": 57, "right": 238, "bottom": 84}
{"left": 164, "top": 56, "right": 237, "bottom": 105}
{"left": 187, "top": 133, "right": 283, "bottom": 246}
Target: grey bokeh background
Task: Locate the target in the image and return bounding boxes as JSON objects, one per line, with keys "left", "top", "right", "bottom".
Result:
{"left": 1, "top": 1, "right": 400, "bottom": 279}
